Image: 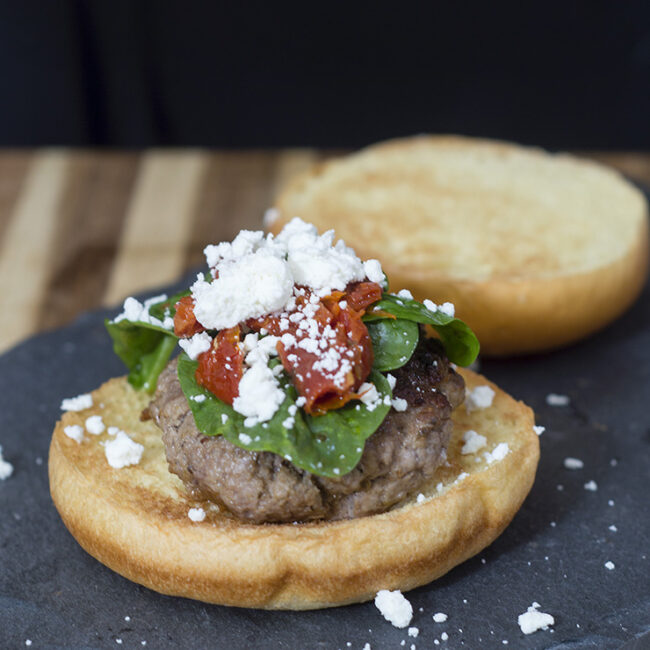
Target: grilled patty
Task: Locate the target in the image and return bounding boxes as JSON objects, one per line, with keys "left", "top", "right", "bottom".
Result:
{"left": 149, "top": 336, "right": 464, "bottom": 523}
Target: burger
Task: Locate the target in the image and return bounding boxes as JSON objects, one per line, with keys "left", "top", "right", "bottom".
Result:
{"left": 49, "top": 218, "right": 539, "bottom": 609}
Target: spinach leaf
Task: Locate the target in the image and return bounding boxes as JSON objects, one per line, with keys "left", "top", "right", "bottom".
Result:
{"left": 177, "top": 354, "right": 391, "bottom": 478}
{"left": 366, "top": 318, "right": 419, "bottom": 371}
{"left": 148, "top": 288, "right": 190, "bottom": 321}
{"left": 364, "top": 294, "right": 479, "bottom": 366}
{"left": 105, "top": 319, "right": 178, "bottom": 393}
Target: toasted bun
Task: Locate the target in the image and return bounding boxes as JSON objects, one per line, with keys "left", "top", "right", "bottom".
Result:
{"left": 49, "top": 369, "right": 539, "bottom": 609}
{"left": 271, "top": 136, "right": 649, "bottom": 355}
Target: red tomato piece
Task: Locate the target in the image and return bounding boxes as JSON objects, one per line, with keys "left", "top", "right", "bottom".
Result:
{"left": 195, "top": 326, "right": 243, "bottom": 405}
{"left": 173, "top": 296, "right": 204, "bottom": 337}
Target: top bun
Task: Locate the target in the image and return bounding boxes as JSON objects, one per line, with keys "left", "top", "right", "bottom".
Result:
{"left": 271, "top": 136, "right": 649, "bottom": 355}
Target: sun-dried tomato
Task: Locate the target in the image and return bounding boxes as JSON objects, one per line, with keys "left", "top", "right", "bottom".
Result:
{"left": 173, "top": 296, "right": 204, "bottom": 337}
{"left": 195, "top": 326, "right": 243, "bottom": 404}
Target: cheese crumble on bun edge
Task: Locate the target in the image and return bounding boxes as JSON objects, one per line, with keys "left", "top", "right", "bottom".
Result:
{"left": 49, "top": 219, "right": 540, "bottom": 609}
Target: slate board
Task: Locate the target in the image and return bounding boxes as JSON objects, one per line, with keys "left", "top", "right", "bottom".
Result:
{"left": 1, "top": 270, "right": 649, "bottom": 650}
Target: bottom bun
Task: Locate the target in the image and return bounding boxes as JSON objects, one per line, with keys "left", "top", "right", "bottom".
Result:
{"left": 49, "top": 368, "right": 539, "bottom": 610}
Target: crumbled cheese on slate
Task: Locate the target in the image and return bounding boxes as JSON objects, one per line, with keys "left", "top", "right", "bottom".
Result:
{"left": 178, "top": 332, "right": 212, "bottom": 360}
{"left": 391, "top": 397, "right": 408, "bottom": 412}
{"left": 362, "top": 644, "right": 371, "bottom": 650}
{"left": 0, "top": 445, "right": 13, "bottom": 480}
{"left": 433, "top": 613, "right": 448, "bottom": 623}
{"left": 396, "top": 289, "right": 413, "bottom": 300}
{"left": 584, "top": 480, "right": 598, "bottom": 491}
{"left": 85, "top": 415, "right": 105, "bottom": 435}
{"left": 533, "top": 425, "right": 545, "bottom": 436}
{"left": 386, "top": 373, "right": 397, "bottom": 390}
{"left": 374, "top": 590, "right": 413, "bottom": 628}
{"left": 104, "top": 431, "right": 144, "bottom": 469}
{"left": 441, "top": 632, "right": 449, "bottom": 641}
{"left": 461, "top": 430, "right": 487, "bottom": 454}
{"left": 608, "top": 499, "right": 615, "bottom": 506}
{"left": 546, "top": 393, "right": 570, "bottom": 406}
{"left": 465, "top": 385, "right": 495, "bottom": 412}
{"left": 408, "top": 627, "right": 419, "bottom": 637}
{"left": 609, "top": 525, "right": 618, "bottom": 532}
{"left": 518, "top": 602, "right": 555, "bottom": 634}
{"left": 438, "top": 302, "right": 455, "bottom": 317}
{"left": 564, "top": 457, "right": 584, "bottom": 469}
{"left": 63, "top": 424, "right": 84, "bottom": 444}
{"left": 188, "top": 507, "right": 206, "bottom": 522}
{"left": 61, "top": 393, "right": 93, "bottom": 411}
{"left": 238, "top": 433, "right": 252, "bottom": 445}
{"left": 604, "top": 561, "right": 615, "bottom": 570}
{"left": 484, "top": 443, "right": 509, "bottom": 464}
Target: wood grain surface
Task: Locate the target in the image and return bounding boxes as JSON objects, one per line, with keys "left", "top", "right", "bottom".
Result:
{"left": 0, "top": 148, "right": 648, "bottom": 353}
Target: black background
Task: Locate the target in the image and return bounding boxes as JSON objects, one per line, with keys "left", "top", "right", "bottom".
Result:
{"left": 0, "top": 1, "right": 649, "bottom": 148}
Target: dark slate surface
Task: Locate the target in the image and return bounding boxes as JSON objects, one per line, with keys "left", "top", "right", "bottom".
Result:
{"left": 1, "top": 272, "right": 649, "bottom": 650}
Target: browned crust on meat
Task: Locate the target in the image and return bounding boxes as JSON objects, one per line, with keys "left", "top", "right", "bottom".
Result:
{"left": 49, "top": 369, "right": 539, "bottom": 609}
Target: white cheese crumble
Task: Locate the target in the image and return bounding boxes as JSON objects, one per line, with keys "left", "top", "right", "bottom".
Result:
{"left": 238, "top": 433, "right": 252, "bottom": 445}
{"left": 178, "top": 331, "right": 212, "bottom": 360}
{"left": 517, "top": 602, "right": 555, "bottom": 635}
{"left": 374, "top": 590, "right": 413, "bottom": 628}
{"left": 609, "top": 525, "right": 618, "bottom": 532}
{"left": 563, "top": 457, "right": 584, "bottom": 470}
{"left": 396, "top": 289, "right": 413, "bottom": 300}
{"left": 432, "top": 612, "right": 447, "bottom": 623}
{"left": 533, "top": 425, "right": 545, "bottom": 436}
{"left": 191, "top": 394, "right": 206, "bottom": 403}
{"left": 584, "top": 480, "right": 598, "bottom": 491}
{"left": 188, "top": 507, "right": 206, "bottom": 522}
{"left": 408, "top": 627, "right": 419, "bottom": 638}
{"left": 438, "top": 302, "right": 455, "bottom": 317}
{"left": 60, "top": 393, "right": 93, "bottom": 411}
{"left": 465, "top": 385, "right": 495, "bottom": 412}
{"left": 63, "top": 424, "right": 84, "bottom": 443}
{"left": 441, "top": 632, "right": 449, "bottom": 641}
{"left": 546, "top": 393, "right": 570, "bottom": 406}
{"left": 461, "top": 430, "right": 487, "bottom": 455}
{"left": 416, "top": 493, "right": 426, "bottom": 504}
{"left": 104, "top": 431, "right": 144, "bottom": 469}
{"left": 386, "top": 373, "right": 397, "bottom": 390}
{"left": 484, "top": 443, "right": 510, "bottom": 464}
{"left": 423, "top": 299, "right": 437, "bottom": 312}
{"left": 604, "top": 561, "right": 615, "bottom": 570}
{"left": 112, "top": 294, "right": 174, "bottom": 331}
{"left": 364, "top": 259, "right": 385, "bottom": 285}
{"left": 85, "top": 415, "right": 105, "bottom": 435}
{"left": 391, "top": 397, "right": 408, "bottom": 412}
{"left": 0, "top": 445, "right": 13, "bottom": 480}
{"left": 233, "top": 361, "right": 285, "bottom": 426}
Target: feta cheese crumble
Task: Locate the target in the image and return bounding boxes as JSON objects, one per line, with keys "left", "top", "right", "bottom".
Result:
{"left": 584, "top": 480, "right": 598, "bottom": 491}
{"left": 408, "top": 627, "right": 419, "bottom": 638}
{"left": 0, "top": 445, "right": 13, "bottom": 480}
{"left": 178, "top": 332, "right": 212, "bottom": 360}
{"left": 432, "top": 612, "right": 447, "bottom": 623}
{"left": 60, "top": 393, "right": 93, "bottom": 411}
{"left": 188, "top": 507, "right": 206, "bottom": 522}
{"left": 85, "top": 415, "right": 105, "bottom": 435}
{"left": 604, "top": 561, "right": 615, "bottom": 570}
{"left": 461, "top": 430, "right": 487, "bottom": 455}
{"left": 63, "top": 424, "right": 84, "bottom": 443}
{"left": 465, "top": 385, "right": 495, "bottom": 412}
{"left": 484, "top": 442, "right": 510, "bottom": 464}
{"left": 103, "top": 431, "right": 144, "bottom": 469}
{"left": 374, "top": 590, "right": 413, "bottom": 628}
{"left": 533, "top": 425, "right": 545, "bottom": 436}
{"left": 517, "top": 602, "right": 555, "bottom": 635}
{"left": 546, "top": 393, "right": 570, "bottom": 406}
{"left": 391, "top": 397, "right": 408, "bottom": 412}
{"left": 563, "top": 457, "right": 584, "bottom": 470}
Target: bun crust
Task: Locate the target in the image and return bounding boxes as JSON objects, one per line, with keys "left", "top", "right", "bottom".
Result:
{"left": 49, "top": 369, "right": 539, "bottom": 610}
{"left": 271, "top": 136, "right": 649, "bottom": 355}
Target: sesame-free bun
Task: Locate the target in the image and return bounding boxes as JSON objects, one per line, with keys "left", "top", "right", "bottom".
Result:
{"left": 271, "top": 136, "right": 649, "bottom": 355}
{"left": 49, "top": 369, "right": 539, "bottom": 610}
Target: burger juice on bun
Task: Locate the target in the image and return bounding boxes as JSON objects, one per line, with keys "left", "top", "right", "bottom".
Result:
{"left": 49, "top": 218, "right": 540, "bottom": 609}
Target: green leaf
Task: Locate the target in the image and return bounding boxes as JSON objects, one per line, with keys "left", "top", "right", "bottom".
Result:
{"left": 177, "top": 353, "right": 392, "bottom": 478}
{"left": 364, "top": 294, "right": 480, "bottom": 366}
{"left": 366, "top": 318, "right": 419, "bottom": 371}
{"left": 105, "top": 319, "right": 178, "bottom": 393}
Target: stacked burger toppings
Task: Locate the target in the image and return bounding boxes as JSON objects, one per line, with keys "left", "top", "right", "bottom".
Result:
{"left": 107, "top": 218, "right": 479, "bottom": 523}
